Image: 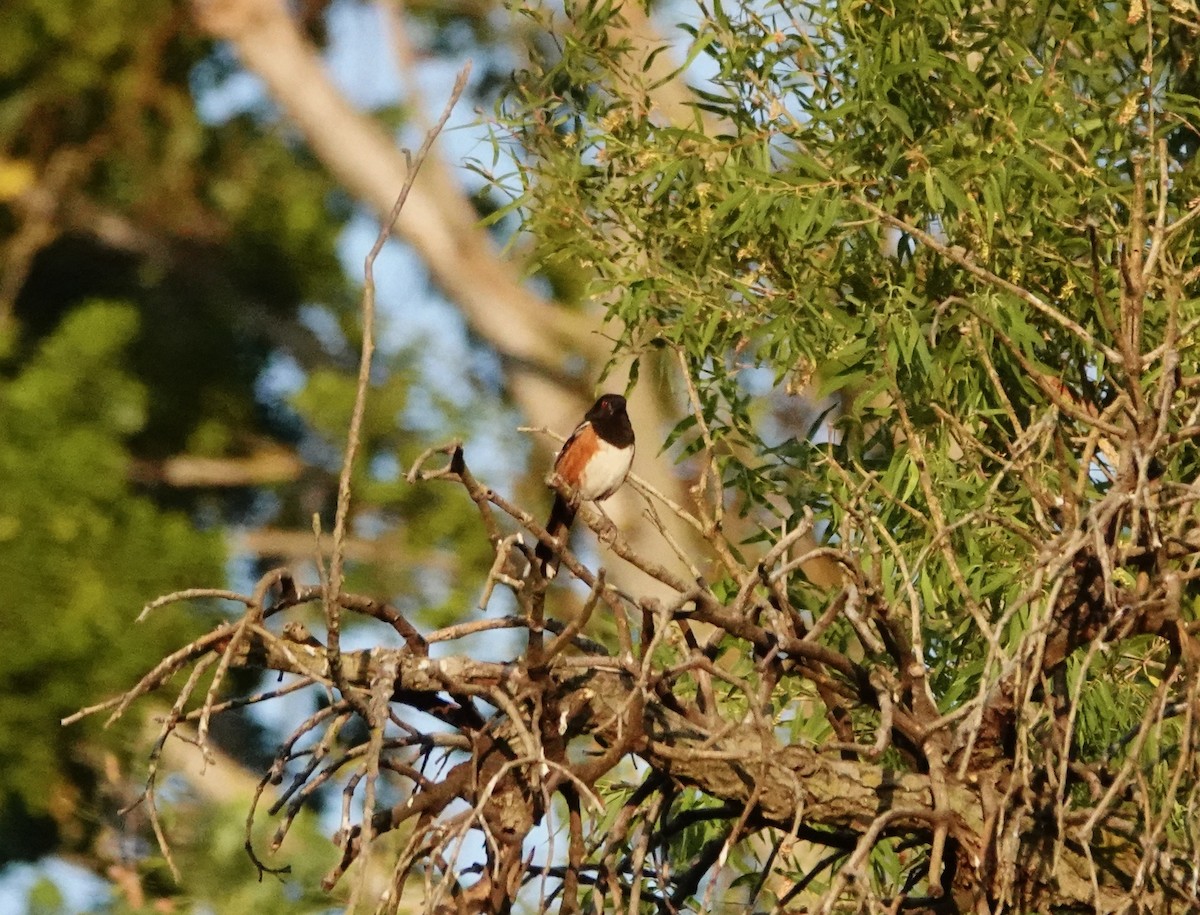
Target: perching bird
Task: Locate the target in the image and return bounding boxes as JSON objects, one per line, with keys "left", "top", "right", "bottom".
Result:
{"left": 534, "top": 393, "right": 635, "bottom": 577}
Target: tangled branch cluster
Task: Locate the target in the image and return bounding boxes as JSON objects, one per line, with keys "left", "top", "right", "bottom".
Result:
{"left": 70, "top": 386, "right": 1200, "bottom": 912}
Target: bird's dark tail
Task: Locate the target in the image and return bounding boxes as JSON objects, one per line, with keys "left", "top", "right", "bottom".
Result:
{"left": 535, "top": 494, "right": 576, "bottom": 578}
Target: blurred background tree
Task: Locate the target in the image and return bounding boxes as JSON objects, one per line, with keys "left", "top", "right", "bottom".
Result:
{"left": 0, "top": 1, "right": 365, "bottom": 908}
{"left": 2, "top": 0, "right": 694, "bottom": 909}
{"left": 2, "top": 0, "right": 498, "bottom": 909}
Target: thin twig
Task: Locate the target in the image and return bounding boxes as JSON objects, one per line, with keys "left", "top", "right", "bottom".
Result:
{"left": 325, "top": 62, "right": 473, "bottom": 708}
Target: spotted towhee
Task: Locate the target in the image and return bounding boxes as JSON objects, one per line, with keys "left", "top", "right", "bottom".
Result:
{"left": 535, "top": 393, "right": 635, "bottom": 577}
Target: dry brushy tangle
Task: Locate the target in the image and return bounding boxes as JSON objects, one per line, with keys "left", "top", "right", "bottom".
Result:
{"left": 68, "top": 413, "right": 1200, "bottom": 914}
{"left": 67, "top": 75, "right": 1200, "bottom": 915}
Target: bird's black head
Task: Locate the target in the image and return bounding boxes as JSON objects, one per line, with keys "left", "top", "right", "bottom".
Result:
{"left": 587, "top": 393, "right": 627, "bottom": 421}
{"left": 584, "top": 393, "right": 634, "bottom": 447}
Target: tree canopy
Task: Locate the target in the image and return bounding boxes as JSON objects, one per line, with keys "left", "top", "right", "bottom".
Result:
{"left": 23, "top": 0, "right": 1200, "bottom": 912}
{"left": 1, "top": 0, "right": 350, "bottom": 882}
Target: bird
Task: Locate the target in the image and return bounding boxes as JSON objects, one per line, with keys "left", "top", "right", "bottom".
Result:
{"left": 534, "top": 393, "right": 635, "bottom": 578}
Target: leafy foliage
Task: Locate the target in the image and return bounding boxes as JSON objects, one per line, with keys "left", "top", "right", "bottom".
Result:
{"left": 495, "top": 0, "right": 1200, "bottom": 906}
{"left": 0, "top": 302, "right": 221, "bottom": 861}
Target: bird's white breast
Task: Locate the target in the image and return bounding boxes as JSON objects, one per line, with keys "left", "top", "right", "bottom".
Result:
{"left": 577, "top": 438, "right": 634, "bottom": 502}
